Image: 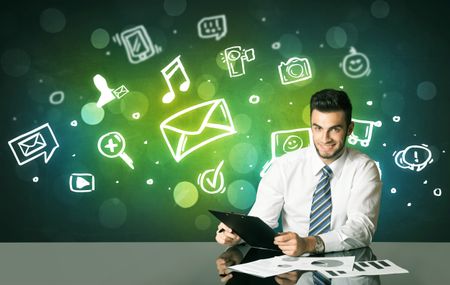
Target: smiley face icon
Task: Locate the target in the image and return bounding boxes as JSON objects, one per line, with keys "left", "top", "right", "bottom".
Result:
{"left": 282, "top": 135, "right": 303, "bottom": 153}
{"left": 341, "top": 47, "right": 371, "bottom": 78}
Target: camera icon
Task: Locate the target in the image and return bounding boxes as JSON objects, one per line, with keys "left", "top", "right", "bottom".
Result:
{"left": 278, "top": 57, "right": 312, "bottom": 85}
{"left": 223, "top": 46, "right": 255, "bottom": 77}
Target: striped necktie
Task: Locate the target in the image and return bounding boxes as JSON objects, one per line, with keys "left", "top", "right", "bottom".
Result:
{"left": 310, "top": 165, "right": 333, "bottom": 285}
{"left": 309, "top": 165, "right": 333, "bottom": 236}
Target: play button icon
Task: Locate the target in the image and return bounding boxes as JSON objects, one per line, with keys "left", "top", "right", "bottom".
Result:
{"left": 70, "top": 173, "right": 95, "bottom": 192}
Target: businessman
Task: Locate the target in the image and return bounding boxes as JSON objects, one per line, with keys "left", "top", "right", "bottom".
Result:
{"left": 215, "top": 89, "right": 382, "bottom": 256}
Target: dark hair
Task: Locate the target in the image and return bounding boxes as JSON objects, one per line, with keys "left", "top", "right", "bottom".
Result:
{"left": 310, "top": 89, "right": 352, "bottom": 126}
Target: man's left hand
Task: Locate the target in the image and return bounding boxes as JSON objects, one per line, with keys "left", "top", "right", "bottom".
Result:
{"left": 274, "top": 232, "right": 309, "bottom": 256}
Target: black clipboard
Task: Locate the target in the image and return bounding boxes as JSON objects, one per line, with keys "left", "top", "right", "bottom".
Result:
{"left": 209, "top": 210, "right": 281, "bottom": 252}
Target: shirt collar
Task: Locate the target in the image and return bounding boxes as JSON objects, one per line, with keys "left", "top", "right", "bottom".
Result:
{"left": 310, "top": 146, "right": 348, "bottom": 178}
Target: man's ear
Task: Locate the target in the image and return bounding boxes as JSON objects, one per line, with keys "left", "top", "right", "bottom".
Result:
{"left": 347, "top": 122, "right": 354, "bottom": 135}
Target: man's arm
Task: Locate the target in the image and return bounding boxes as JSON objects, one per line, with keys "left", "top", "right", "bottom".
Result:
{"left": 320, "top": 159, "right": 382, "bottom": 252}
{"left": 248, "top": 160, "right": 286, "bottom": 228}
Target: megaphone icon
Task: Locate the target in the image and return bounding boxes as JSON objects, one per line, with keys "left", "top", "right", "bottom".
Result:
{"left": 70, "top": 173, "right": 95, "bottom": 193}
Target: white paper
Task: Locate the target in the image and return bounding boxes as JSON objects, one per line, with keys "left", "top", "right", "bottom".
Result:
{"left": 229, "top": 256, "right": 355, "bottom": 278}
{"left": 318, "top": 259, "right": 409, "bottom": 279}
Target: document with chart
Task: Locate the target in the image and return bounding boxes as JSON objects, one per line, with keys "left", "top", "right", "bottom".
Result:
{"left": 319, "top": 259, "right": 409, "bottom": 278}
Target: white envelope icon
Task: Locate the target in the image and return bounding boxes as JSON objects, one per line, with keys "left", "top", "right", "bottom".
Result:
{"left": 112, "top": 85, "right": 129, "bottom": 99}
{"left": 18, "top": 132, "right": 47, "bottom": 157}
{"left": 160, "top": 99, "right": 237, "bottom": 162}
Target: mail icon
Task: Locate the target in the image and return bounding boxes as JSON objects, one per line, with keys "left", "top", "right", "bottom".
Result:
{"left": 18, "top": 132, "right": 47, "bottom": 157}
{"left": 160, "top": 99, "right": 237, "bottom": 162}
{"left": 112, "top": 85, "right": 129, "bottom": 99}
{"left": 8, "top": 123, "right": 59, "bottom": 166}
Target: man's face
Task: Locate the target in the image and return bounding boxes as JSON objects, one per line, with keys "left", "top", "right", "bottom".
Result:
{"left": 311, "top": 109, "right": 354, "bottom": 164}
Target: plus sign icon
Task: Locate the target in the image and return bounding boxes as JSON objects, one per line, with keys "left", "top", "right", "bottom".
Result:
{"left": 97, "top": 131, "right": 135, "bottom": 169}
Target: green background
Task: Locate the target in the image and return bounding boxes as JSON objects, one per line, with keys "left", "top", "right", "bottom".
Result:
{"left": 1, "top": 0, "right": 449, "bottom": 241}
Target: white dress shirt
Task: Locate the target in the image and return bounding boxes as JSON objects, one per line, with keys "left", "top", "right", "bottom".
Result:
{"left": 249, "top": 145, "right": 382, "bottom": 252}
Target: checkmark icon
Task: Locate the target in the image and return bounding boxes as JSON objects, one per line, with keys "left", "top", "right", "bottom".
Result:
{"left": 198, "top": 160, "right": 226, "bottom": 194}
{"left": 206, "top": 160, "right": 224, "bottom": 188}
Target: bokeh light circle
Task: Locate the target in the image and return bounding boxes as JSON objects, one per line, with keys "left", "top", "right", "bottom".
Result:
{"left": 195, "top": 214, "right": 211, "bottom": 230}
{"left": 40, "top": 8, "right": 66, "bottom": 33}
{"left": 173, "top": 181, "right": 198, "bottom": 208}
{"left": 81, "top": 102, "right": 105, "bottom": 125}
{"left": 302, "top": 104, "right": 311, "bottom": 125}
{"left": 120, "top": 92, "right": 149, "bottom": 120}
{"left": 229, "top": 143, "right": 258, "bottom": 174}
{"left": 1, "top": 48, "right": 31, "bottom": 77}
{"left": 227, "top": 180, "right": 256, "bottom": 210}
{"left": 99, "top": 198, "right": 127, "bottom": 229}
{"left": 91, "top": 28, "right": 110, "bottom": 49}
{"left": 326, "top": 26, "right": 348, "bottom": 49}
{"left": 234, "top": 114, "right": 252, "bottom": 134}
{"left": 381, "top": 92, "right": 405, "bottom": 116}
{"left": 417, "top": 81, "right": 437, "bottom": 101}
{"left": 216, "top": 51, "right": 228, "bottom": 71}
{"left": 371, "top": 0, "right": 390, "bottom": 19}
{"left": 197, "top": 80, "right": 216, "bottom": 100}
{"left": 163, "top": 0, "right": 187, "bottom": 16}
{"left": 278, "top": 34, "right": 302, "bottom": 58}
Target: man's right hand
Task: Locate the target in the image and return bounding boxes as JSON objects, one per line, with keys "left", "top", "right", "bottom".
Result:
{"left": 215, "top": 222, "right": 242, "bottom": 246}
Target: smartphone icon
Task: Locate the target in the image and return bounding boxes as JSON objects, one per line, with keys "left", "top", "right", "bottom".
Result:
{"left": 113, "top": 25, "right": 161, "bottom": 64}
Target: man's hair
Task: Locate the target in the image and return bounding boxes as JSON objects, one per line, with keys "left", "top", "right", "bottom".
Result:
{"left": 310, "top": 89, "right": 352, "bottom": 126}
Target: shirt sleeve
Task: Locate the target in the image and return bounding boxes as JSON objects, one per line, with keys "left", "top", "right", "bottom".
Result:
{"left": 320, "top": 159, "right": 382, "bottom": 252}
{"left": 248, "top": 160, "right": 286, "bottom": 229}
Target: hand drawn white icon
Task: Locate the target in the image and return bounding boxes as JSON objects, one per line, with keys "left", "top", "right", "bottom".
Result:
{"left": 197, "top": 160, "right": 226, "bottom": 194}
{"left": 8, "top": 123, "right": 59, "bottom": 166}
{"left": 197, "top": 14, "right": 227, "bottom": 41}
{"left": 160, "top": 99, "right": 237, "bottom": 162}
{"left": 112, "top": 25, "right": 162, "bottom": 64}
{"left": 278, "top": 57, "right": 312, "bottom": 85}
{"left": 160, "top": 55, "right": 190, "bottom": 104}
{"left": 393, "top": 144, "right": 433, "bottom": 172}
{"left": 222, "top": 46, "right": 255, "bottom": 77}
{"left": 70, "top": 173, "right": 95, "bottom": 193}
{"left": 260, "top": 128, "right": 312, "bottom": 177}
{"left": 94, "top": 74, "right": 129, "bottom": 108}
{"left": 97, "top": 132, "right": 134, "bottom": 169}
{"left": 340, "top": 47, "right": 371, "bottom": 78}
{"left": 348, "top": 119, "right": 382, "bottom": 147}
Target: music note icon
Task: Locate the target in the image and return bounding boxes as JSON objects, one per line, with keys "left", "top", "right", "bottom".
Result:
{"left": 161, "top": 55, "right": 190, "bottom": 104}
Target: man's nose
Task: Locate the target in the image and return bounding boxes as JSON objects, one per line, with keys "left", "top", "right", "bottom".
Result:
{"left": 322, "top": 130, "right": 331, "bottom": 141}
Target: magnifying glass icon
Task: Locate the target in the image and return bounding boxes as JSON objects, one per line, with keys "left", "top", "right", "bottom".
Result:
{"left": 97, "top": 132, "right": 134, "bottom": 169}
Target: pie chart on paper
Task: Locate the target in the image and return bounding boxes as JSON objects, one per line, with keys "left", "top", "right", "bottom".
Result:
{"left": 311, "top": 260, "right": 344, "bottom": 267}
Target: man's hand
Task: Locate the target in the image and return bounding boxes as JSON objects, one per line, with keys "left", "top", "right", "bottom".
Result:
{"left": 215, "top": 222, "right": 242, "bottom": 246}
{"left": 274, "top": 232, "right": 314, "bottom": 256}
{"left": 215, "top": 246, "right": 244, "bottom": 283}
{"left": 274, "top": 271, "right": 303, "bottom": 285}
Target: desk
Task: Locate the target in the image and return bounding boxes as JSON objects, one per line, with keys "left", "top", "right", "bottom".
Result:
{"left": 0, "top": 242, "right": 447, "bottom": 284}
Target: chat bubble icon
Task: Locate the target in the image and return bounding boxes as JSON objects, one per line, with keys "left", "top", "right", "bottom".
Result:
{"left": 394, "top": 144, "right": 433, "bottom": 172}
{"left": 8, "top": 123, "right": 59, "bottom": 166}
{"left": 197, "top": 15, "right": 227, "bottom": 41}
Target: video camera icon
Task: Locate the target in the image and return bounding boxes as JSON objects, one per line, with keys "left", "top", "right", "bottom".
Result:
{"left": 70, "top": 173, "right": 95, "bottom": 193}
{"left": 223, "top": 46, "right": 255, "bottom": 78}
{"left": 8, "top": 123, "right": 59, "bottom": 166}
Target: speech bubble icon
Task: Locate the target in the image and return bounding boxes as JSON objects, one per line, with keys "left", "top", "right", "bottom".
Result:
{"left": 394, "top": 145, "right": 433, "bottom": 172}
{"left": 197, "top": 14, "right": 227, "bottom": 41}
{"left": 8, "top": 123, "right": 59, "bottom": 166}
